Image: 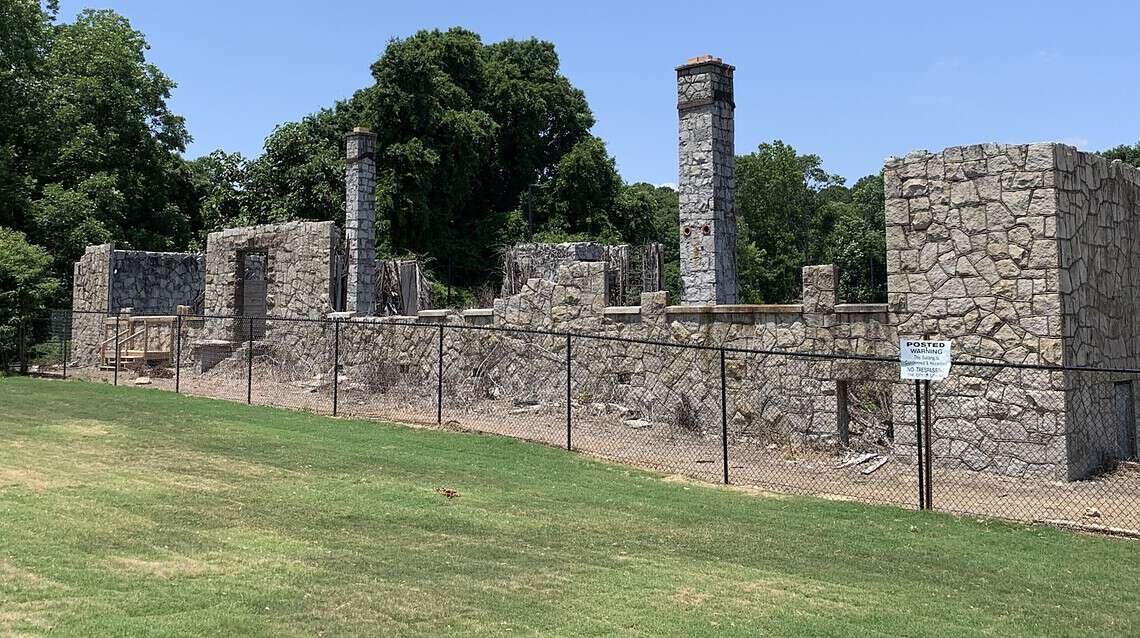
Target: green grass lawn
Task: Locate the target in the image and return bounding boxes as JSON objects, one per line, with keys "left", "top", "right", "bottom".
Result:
{"left": 0, "top": 376, "right": 1137, "bottom": 637}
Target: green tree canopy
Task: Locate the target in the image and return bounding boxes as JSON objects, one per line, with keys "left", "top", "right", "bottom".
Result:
{"left": 735, "top": 140, "right": 884, "bottom": 304}
{"left": 213, "top": 28, "right": 601, "bottom": 288}
{"left": 0, "top": 227, "right": 61, "bottom": 365}
{"left": 1, "top": 2, "right": 197, "bottom": 313}
{"left": 1100, "top": 142, "right": 1140, "bottom": 167}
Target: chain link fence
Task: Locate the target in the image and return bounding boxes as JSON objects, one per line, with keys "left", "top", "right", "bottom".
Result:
{"left": 9, "top": 309, "right": 1140, "bottom": 533}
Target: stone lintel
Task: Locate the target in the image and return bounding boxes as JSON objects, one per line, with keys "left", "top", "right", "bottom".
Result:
{"left": 834, "top": 303, "right": 889, "bottom": 314}
{"left": 665, "top": 304, "right": 804, "bottom": 315}
{"left": 603, "top": 306, "right": 641, "bottom": 316}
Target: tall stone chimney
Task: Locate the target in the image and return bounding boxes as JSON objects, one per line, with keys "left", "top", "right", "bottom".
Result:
{"left": 677, "top": 55, "right": 738, "bottom": 304}
{"left": 345, "top": 127, "right": 376, "bottom": 314}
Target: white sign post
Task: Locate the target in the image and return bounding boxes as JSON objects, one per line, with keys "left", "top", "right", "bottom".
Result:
{"left": 899, "top": 339, "right": 952, "bottom": 381}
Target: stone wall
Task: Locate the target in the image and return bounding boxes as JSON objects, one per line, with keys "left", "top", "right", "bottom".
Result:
{"left": 1055, "top": 146, "right": 1140, "bottom": 476}
{"left": 70, "top": 244, "right": 114, "bottom": 365}
{"left": 501, "top": 242, "right": 664, "bottom": 306}
{"left": 203, "top": 221, "right": 340, "bottom": 342}
{"left": 1055, "top": 147, "right": 1140, "bottom": 369}
{"left": 884, "top": 143, "right": 1140, "bottom": 480}
{"left": 109, "top": 250, "right": 204, "bottom": 315}
{"left": 334, "top": 261, "right": 896, "bottom": 448}
{"left": 69, "top": 244, "right": 203, "bottom": 365}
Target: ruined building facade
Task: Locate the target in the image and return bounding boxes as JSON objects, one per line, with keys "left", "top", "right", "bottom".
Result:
{"left": 71, "top": 56, "right": 1140, "bottom": 481}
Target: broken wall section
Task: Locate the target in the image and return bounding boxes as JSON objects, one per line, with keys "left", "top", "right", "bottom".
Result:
{"left": 202, "top": 221, "right": 340, "bottom": 368}
{"left": 501, "top": 242, "right": 665, "bottom": 306}
{"left": 70, "top": 244, "right": 204, "bottom": 365}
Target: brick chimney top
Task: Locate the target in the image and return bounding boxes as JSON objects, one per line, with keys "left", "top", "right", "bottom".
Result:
{"left": 687, "top": 55, "right": 721, "bottom": 65}
{"left": 351, "top": 126, "right": 371, "bottom": 134}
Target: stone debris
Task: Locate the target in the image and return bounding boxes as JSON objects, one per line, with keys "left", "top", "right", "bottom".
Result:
{"left": 861, "top": 456, "right": 889, "bottom": 475}
{"left": 133, "top": 376, "right": 151, "bottom": 385}
{"left": 835, "top": 453, "right": 878, "bottom": 469}
{"left": 508, "top": 405, "right": 542, "bottom": 415}
{"left": 623, "top": 419, "right": 653, "bottom": 430}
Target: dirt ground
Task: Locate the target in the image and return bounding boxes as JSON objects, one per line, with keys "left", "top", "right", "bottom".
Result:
{"left": 55, "top": 363, "right": 1140, "bottom": 534}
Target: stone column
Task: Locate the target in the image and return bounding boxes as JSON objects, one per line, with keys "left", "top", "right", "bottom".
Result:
{"left": 677, "top": 55, "right": 739, "bottom": 305}
{"left": 801, "top": 264, "right": 837, "bottom": 315}
{"left": 345, "top": 127, "right": 376, "bottom": 315}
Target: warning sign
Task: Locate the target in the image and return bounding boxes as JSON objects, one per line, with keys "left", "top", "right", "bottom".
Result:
{"left": 900, "top": 340, "right": 952, "bottom": 380}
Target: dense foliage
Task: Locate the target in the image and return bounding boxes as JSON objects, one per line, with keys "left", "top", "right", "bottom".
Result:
{"left": 2, "top": 1, "right": 894, "bottom": 326}
{"left": 1100, "top": 141, "right": 1140, "bottom": 167}
{"left": 0, "top": 1, "right": 195, "bottom": 339}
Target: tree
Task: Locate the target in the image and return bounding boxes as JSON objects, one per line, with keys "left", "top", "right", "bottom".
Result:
{"left": 0, "top": 4, "right": 198, "bottom": 307}
{"left": 39, "top": 9, "right": 192, "bottom": 251}
{"left": 532, "top": 136, "right": 623, "bottom": 241}
{"left": 735, "top": 141, "right": 844, "bottom": 303}
{"left": 232, "top": 29, "right": 600, "bottom": 288}
{"left": 184, "top": 150, "right": 249, "bottom": 239}
{"left": 1100, "top": 142, "right": 1140, "bottom": 167}
{"left": 616, "top": 182, "right": 681, "bottom": 298}
{"left": 28, "top": 175, "right": 122, "bottom": 275}
{"left": 241, "top": 100, "right": 363, "bottom": 228}
{"left": 0, "top": 0, "right": 56, "bottom": 231}
{"left": 0, "top": 228, "right": 61, "bottom": 367}
{"left": 818, "top": 175, "right": 886, "bottom": 302}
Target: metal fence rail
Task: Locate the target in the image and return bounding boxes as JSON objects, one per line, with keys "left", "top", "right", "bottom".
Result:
{"left": 8, "top": 309, "right": 1140, "bottom": 533}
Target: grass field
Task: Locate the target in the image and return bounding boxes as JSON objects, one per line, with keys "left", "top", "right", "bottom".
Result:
{"left": 0, "top": 376, "right": 1137, "bottom": 637}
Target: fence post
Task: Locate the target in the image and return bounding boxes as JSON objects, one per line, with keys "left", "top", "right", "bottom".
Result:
{"left": 175, "top": 314, "right": 182, "bottom": 394}
{"left": 720, "top": 348, "right": 728, "bottom": 485}
{"left": 924, "top": 380, "right": 933, "bottom": 510}
{"left": 914, "top": 380, "right": 924, "bottom": 510}
{"left": 332, "top": 319, "right": 340, "bottom": 417}
{"left": 246, "top": 317, "right": 253, "bottom": 405}
{"left": 566, "top": 333, "right": 572, "bottom": 450}
{"left": 436, "top": 323, "right": 444, "bottom": 425}
{"left": 113, "top": 313, "right": 120, "bottom": 386}
{"left": 60, "top": 326, "right": 66, "bottom": 379}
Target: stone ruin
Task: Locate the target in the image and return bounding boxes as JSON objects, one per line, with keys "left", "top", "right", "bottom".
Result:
{"left": 69, "top": 56, "right": 1140, "bottom": 482}
{"left": 70, "top": 127, "right": 431, "bottom": 369}
{"left": 500, "top": 242, "right": 665, "bottom": 307}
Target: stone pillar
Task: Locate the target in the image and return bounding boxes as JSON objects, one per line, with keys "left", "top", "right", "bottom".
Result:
{"left": 345, "top": 127, "right": 376, "bottom": 315}
{"left": 801, "top": 264, "right": 838, "bottom": 315}
{"left": 677, "top": 55, "right": 738, "bottom": 305}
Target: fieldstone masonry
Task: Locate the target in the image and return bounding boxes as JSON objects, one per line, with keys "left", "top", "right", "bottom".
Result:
{"left": 501, "top": 242, "right": 664, "bottom": 306}
{"left": 885, "top": 143, "right": 1140, "bottom": 479}
{"left": 66, "top": 59, "right": 1140, "bottom": 485}
{"left": 70, "top": 243, "right": 203, "bottom": 365}
{"left": 345, "top": 127, "right": 377, "bottom": 315}
{"left": 677, "top": 55, "right": 738, "bottom": 304}
{"left": 203, "top": 221, "right": 341, "bottom": 339}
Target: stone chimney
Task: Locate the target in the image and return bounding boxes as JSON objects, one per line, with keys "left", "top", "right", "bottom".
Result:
{"left": 345, "top": 127, "right": 376, "bottom": 314}
{"left": 677, "top": 55, "right": 739, "bottom": 304}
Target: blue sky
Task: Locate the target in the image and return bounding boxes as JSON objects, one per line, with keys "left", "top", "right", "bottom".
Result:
{"left": 57, "top": 0, "right": 1140, "bottom": 186}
